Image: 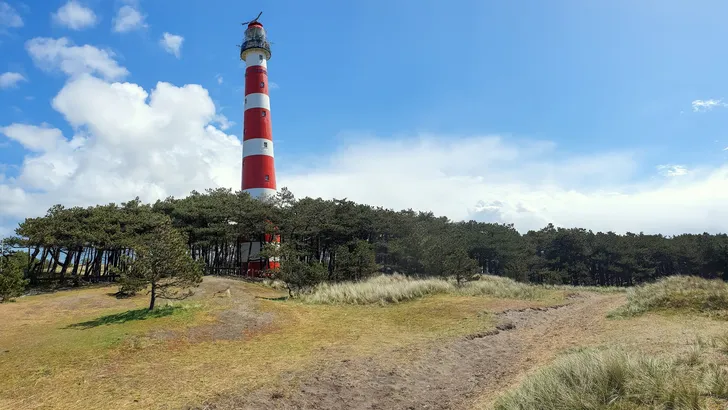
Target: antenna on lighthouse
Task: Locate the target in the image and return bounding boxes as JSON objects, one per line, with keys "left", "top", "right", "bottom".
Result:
{"left": 241, "top": 11, "right": 263, "bottom": 26}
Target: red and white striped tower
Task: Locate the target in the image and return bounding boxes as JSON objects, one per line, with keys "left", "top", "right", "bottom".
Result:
{"left": 239, "top": 13, "right": 280, "bottom": 276}
{"left": 241, "top": 16, "right": 276, "bottom": 198}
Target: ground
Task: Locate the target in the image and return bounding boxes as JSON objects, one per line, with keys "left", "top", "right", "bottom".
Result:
{"left": 0, "top": 276, "right": 724, "bottom": 409}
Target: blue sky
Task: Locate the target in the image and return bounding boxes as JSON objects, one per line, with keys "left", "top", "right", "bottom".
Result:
{"left": 1, "top": 0, "right": 728, "bottom": 236}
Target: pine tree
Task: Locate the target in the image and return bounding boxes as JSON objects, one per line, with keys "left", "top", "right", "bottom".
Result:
{"left": 119, "top": 220, "right": 203, "bottom": 310}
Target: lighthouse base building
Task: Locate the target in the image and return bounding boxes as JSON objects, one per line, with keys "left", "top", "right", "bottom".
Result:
{"left": 238, "top": 15, "right": 280, "bottom": 277}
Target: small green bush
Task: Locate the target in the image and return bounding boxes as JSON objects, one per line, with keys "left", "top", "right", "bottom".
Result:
{"left": 0, "top": 252, "right": 28, "bottom": 302}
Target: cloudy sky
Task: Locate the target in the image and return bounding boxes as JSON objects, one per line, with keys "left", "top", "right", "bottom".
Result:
{"left": 1, "top": 0, "right": 728, "bottom": 237}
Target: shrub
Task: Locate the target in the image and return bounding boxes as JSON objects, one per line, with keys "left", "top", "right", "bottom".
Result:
{"left": 610, "top": 276, "right": 728, "bottom": 318}
{"left": 0, "top": 252, "right": 29, "bottom": 302}
{"left": 494, "top": 347, "right": 728, "bottom": 409}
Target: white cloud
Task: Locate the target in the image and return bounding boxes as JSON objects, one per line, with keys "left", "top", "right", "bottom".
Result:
{"left": 160, "top": 32, "right": 183, "bottom": 58}
{"left": 3, "top": 74, "right": 728, "bottom": 237}
{"left": 0, "top": 1, "right": 22, "bottom": 29}
{"left": 112, "top": 5, "right": 147, "bottom": 33}
{"left": 692, "top": 99, "right": 727, "bottom": 112}
{"left": 657, "top": 164, "right": 689, "bottom": 177}
{"left": 213, "top": 114, "right": 234, "bottom": 131}
{"left": 0, "top": 72, "right": 26, "bottom": 88}
{"left": 52, "top": 1, "right": 97, "bottom": 30}
{"left": 277, "top": 135, "right": 728, "bottom": 235}
{"left": 0, "top": 123, "right": 65, "bottom": 152}
{"left": 269, "top": 81, "right": 279, "bottom": 89}
{"left": 25, "top": 37, "right": 129, "bottom": 81}
{"left": 0, "top": 74, "right": 239, "bottom": 220}
{"left": 216, "top": 74, "right": 223, "bottom": 85}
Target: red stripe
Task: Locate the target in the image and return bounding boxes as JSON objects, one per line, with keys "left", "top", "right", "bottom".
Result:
{"left": 264, "top": 233, "right": 281, "bottom": 242}
{"left": 245, "top": 68, "right": 268, "bottom": 95}
{"left": 243, "top": 108, "right": 272, "bottom": 141}
{"left": 242, "top": 155, "right": 276, "bottom": 190}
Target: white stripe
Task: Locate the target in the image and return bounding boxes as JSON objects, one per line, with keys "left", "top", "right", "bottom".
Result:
{"left": 243, "top": 50, "right": 268, "bottom": 68}
{"left": 242, "top": 138, "right": 274, "bottom": 158}
{"left": 244, "top": 93, "right": 270, "bottom": 110}
{"left": 244, "top": 187, "right": 276, "bottom": 199}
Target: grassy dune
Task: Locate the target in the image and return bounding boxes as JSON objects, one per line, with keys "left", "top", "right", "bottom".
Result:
{"left": 494, "top": 346, "right": 728, "bottom": 409}
{"left": 0, "top": 276, "right": 562, "bottom": 410}
{"left": 302, "top": 274, "right": 560, "bottom": 305}
{"left": 610, "top": 275, "right": 728, "bottom": 318}
{"left": 493, "top": 275, "right": 728, "bottom": 410}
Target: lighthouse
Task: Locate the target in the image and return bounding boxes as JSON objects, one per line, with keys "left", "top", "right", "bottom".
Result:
{"left": 238, "top": 13, "right": 280, "bottom": 276}
{"left": 241, "top": 13, "right": 276, "bottom": 199}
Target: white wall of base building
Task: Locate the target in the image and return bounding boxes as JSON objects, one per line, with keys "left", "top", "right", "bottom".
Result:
{"left": 244, "top": 187, "right": 276, "bottom": 199}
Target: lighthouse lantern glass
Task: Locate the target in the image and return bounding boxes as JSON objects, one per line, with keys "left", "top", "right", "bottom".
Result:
{"left": 246, "top": 26, "right": 265, "bottom": 41}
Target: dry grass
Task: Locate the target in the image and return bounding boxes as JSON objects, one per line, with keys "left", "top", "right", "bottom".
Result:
{"left": 461, "top": 274, "right": 552, "bottom": 299}
{"left": 302, "top": 274, "right": 565, "bottom": 305}
{"left": 0, "top": 276, "right": 560, "bottom": 410}
{"left": 302, "top": 274, "right": 453, "bottom": 305}
{"left": 493, "top": 346, "right": 728, "bottom": 409}
{"left": 609, "top": 275, "right": 728, "bottom": 319}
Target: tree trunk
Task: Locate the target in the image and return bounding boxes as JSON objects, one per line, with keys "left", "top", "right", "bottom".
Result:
{"left": 149, "top": 281, "right": 157, "bottom": 310}
{"left": 59, "top": 249, "right": 72, "bottom": 284}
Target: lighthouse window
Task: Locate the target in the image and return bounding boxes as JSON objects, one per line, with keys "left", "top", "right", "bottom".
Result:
{"left": 261, "top": 111, "right": 267, "bottom": 117}
{"left": 264, "top": 175, "right": 270, "bottom": 181}
{"left": 260, "top": 81, "right": 265, "bottom": 88}
{"left": 259, "top": 54, "right": 263, "bottom": 61}
{"left": 263, "top": 141, "right": 268, "bottom": 148}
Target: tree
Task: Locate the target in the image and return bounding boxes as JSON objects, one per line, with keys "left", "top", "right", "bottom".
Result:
{"left": 444, "top": 247, "right": 480, "bottom": 285}
{"left": 260, "top": 241, "right": 326, "bottom": 297}
{"left": 334, "top": 240, "right": 379, "bottom": 281}
{"left": 119, "top": 221, "right": 204, "bottom": 310}
{"left": 0, "top": 238, "right": 29, "bottom": 302}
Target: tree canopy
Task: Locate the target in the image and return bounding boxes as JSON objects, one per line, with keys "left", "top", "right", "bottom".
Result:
{"left": 5, "top": 187, "right": 728, "bottom": 289}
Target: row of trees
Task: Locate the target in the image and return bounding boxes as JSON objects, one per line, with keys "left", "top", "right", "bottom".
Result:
{"left": 4, "top": 187, "right": 728, "bottom": 293}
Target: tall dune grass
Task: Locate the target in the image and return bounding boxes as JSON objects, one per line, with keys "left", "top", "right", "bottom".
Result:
{"left": 610, "top": 275, "right": 728, "bottom": 318}
{"left": 493, "top": 347, "right": 728, "bottom": 409}
{"left": 460, "top": 275, "right": 549, "bottom": 300}
{"left": 301, "top": 274, "right": 453, "bottom": 305}
{"left": 301, "top": 274, "right": 555, "bottom": 305}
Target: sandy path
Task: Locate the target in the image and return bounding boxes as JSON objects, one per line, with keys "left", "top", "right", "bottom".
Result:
{"left": 193, "top": 292, "right": 625, "bottom": 410}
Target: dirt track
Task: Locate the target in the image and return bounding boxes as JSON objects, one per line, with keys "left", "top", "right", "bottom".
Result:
{"left": 193, "top": 292, "right": 625, "bottom": 410}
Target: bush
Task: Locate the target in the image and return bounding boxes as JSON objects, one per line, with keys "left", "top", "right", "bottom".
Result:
{"left": 494, "top": 347, "right": 728, "bottom": 410}
{"left": 0, "top": 252, "right": 28, "bottom": 302}
{"left": 610, "top": 276, "right": 728, "bottom": 318}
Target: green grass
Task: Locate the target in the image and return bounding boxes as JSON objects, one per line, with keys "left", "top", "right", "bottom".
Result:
{"left": 301, "top": 274, "right": 563, "bottom": 305}
{"left": 609, "top": 276, "right": 728, "bottom": 319}
{"left": 493, "top": 347, "right": 728, "bottom": 410}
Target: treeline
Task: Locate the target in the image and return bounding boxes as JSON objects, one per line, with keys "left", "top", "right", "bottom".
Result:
{"left": 6, "top": 187, "right": 728, "bottom": 287}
